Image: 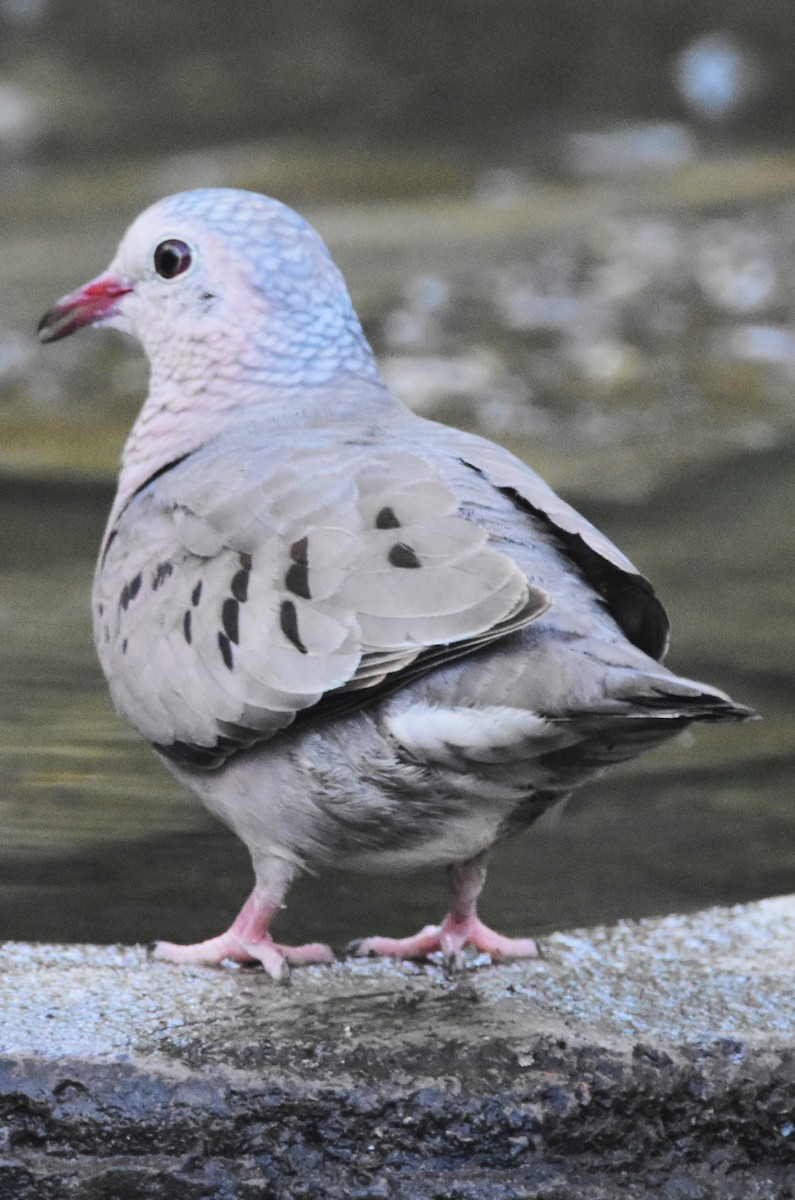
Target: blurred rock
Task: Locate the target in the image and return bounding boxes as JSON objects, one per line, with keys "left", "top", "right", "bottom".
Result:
{"left": 564, "top": 122, "right": 697, "bottom": 178}
{"left": 492, "top": 252, "right": 580, "bottom": 332}
{"left": 495, "top": 286, "right": 579, "bottom": 333}
{"left": 589, "top": 219, "right": 685, "bottom": 301}
{"left": 696, "top": 221, "right": 779, "bottom": 314}
{"left": 673, "top": 31, "right": 765, "bottom": 125}
{"left": 381, "top": 273, "right": 452, "bottom": 351}
{"left": 380, "top": 349, "right": 506, "bottom": 414}
{"left": 722, "top": 324, "right": 795, "bottom": 375}
{"left": 567, "top": 337, "right": 644, "bottom": 391}
{"left": 472, "top": 166, "right": 533, "bottom": 208}
{"left": 475, "top": 392, "right": 551, "bottom": 441}
{"left": 381, "top": 307, "right": 442, "bottom": 351}
{"left": 403, "top": 273, "right": 451, "bottom": 316}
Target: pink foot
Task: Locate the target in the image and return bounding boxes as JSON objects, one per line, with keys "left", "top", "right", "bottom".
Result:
{"left": 353, "top": 914, "right": 538, "bottom": 970}
{"left": 150, "top": 886, "right": 334, "bottom": 980}
{"left": 152, "top": 933, "right": 334, "bottom": 980}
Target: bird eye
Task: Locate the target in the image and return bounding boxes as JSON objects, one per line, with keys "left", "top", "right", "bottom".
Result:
{"left": 153, "top": 239, "right": 192, "bottom": 280}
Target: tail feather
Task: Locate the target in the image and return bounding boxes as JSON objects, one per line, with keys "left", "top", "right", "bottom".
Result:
{"left": 547, "top": 671, "right": 757, "bottom": 779}
{"left": 609, "top": 670, "right": 757, "bottom": 724}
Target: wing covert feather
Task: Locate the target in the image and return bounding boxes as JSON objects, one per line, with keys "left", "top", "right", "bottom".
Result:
{"left": 446, "top": 432, "right": 671, "bottom": 660}
{"left": 93, "top": 443, "right": 550, "bottom": 765}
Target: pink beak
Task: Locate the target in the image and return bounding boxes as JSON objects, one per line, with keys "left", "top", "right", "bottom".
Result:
{"left": 38, "top": 271, "right": 132, "bottom": 343}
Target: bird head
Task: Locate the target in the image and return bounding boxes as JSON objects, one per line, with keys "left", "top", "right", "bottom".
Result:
{"left": 38, "top": 188, "right": 377, "bottom": 388}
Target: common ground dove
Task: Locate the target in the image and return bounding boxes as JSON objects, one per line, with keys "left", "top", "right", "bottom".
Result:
{"left": 38, "top": 189, "right": 752, "bottom": 978}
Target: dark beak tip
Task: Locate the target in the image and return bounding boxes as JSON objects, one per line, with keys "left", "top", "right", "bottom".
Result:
{"left": 35, "top": 273, "right": 132, "bottom": 346}
{"left": 36, "top": 301, "right": 79, "bottom": 345}
{"left": 37, "top": 311, "right": 59, "bottom": 343}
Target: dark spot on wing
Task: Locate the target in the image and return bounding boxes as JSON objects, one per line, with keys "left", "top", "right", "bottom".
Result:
{"left": 98, "top": 603, "right": 104, "bottom": 616}
{"left": 152, "top": 561, "right": 173, "bottom": 590}
{"left": 239, "top": 552, "right": 253, "bottom": 571}
{"left": 231, "top": 569, "right": 249, "bottom": 603}
{"left": 191, "top": 580, "right": 203, "bottom": 607}
{"left": 286, "top": 539, "right": 311, "bottom": 598}
{"left": 120, "top": 572, "right": 143, "bottom": 610}
{"left": 218, "top": 631, "right": 234, "bottom": 669}
{"left": 376, "top": 506, "right": 401, "bottom": 529}
{"left": 280, "top": 599, "right": 307, "bottom": 654}
{"left": 122, "top": 638, "right": 128, "bottom": 655}
{"left": 222, "top": 598, "right": 239, "bottom": 644}
{"left": 388, "top": 543, "right": 421, "bottom": 569}
{"left": 285, "top": 562, "right": 311, "bottom": 600}
{"left": 183, "top": 610, "right": 192, "bottom": 644}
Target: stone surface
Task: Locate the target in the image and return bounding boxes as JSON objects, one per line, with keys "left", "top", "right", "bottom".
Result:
{"left": 1, "top": 897, "right": 794, "bottom": 1197}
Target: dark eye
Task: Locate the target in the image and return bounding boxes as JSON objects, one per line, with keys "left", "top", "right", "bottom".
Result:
{"left": 154, "top": 239, "right": 192, "bottom": 279}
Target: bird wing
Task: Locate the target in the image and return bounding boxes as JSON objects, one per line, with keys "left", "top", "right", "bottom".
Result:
{"left": 442, "top": 430, "right": 671, "bottom": 661}
{"left": 94, "top": 438, "right": 550, "bottom": 767}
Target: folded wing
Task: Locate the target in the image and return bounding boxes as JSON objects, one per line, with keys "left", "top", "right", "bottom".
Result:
{"left": 94, "top": 442, "right": 550, "bottom": 767}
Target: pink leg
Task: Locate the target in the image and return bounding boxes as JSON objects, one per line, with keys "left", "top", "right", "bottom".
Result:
{"left": 152, "top": 877, "right": 334, "bottom": 981}
{"left": 353, "top": 855, "right": 538, "bottom": 969}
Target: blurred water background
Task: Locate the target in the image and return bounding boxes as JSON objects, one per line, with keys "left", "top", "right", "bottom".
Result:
{"left": 1, "top": 1, "right": 793, "bottom": 949}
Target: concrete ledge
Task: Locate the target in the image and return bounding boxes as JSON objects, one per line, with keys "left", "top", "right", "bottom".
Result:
{"left": 1, "top": 897, "right": 794, "bottom": 1198}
